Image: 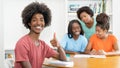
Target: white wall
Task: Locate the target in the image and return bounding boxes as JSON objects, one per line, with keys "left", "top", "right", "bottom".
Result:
{"left": 38, "top": 0, "right": 67, "bottom": 46}
{"left": 1, "top": 0, "right": 120, "bottom": 67}
{"left": 113, "top": 0, "right": 120, "bottom": 49}
{"left": 0, "top": 0, "right": 5, "bottom": 67}
{"left": 3, "top": 0, "right": 34, "bottom": 50}
{"left": 3, "top": 0, "right": 67, "bottom": 50}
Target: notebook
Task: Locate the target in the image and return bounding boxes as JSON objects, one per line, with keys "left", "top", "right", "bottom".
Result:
{"left": 48, "top": 60, "right": 74, "bottom": 67}
{"left": 74, "top": 54, "right": 106, "bottom": 58}
{"left": 106, "top": 52, "right": 120, "bottom": 56}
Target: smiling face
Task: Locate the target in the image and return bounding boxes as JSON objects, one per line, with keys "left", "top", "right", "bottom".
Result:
{"left": 72, "top": 22, "right": 81, "bottom": 36}
{"left": 29, "top": 13, "right": 45, "bottom": 34}
{"left": 96, "top": 26, "right": 107, "bottom": 39}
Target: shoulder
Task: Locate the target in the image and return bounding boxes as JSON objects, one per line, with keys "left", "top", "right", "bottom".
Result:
{"left": 80, "top": 35, "right": 87, "bottom": 40}
{"left": 108, "top": 34, "right": 117, "bottom": 40}
{"left": 16, "top": 35, "right": 29, "bottom": 45}
{"left": 107, "top": 34, "right": 118, "bottom": 43}
{"left": 89, "top": 34, "right": 97, "bottom": 41}
{"left": 79, "top": 35, "right": 88, "bottom": 42}
{"left": 15, "top": 35, "right": 30, "bottom": 50}
{"left": 63, "top": 33, "right": 68, "bottom": 37}
{"left": 90, "top": 34, "right": 96, "bottom": 38}
{"left": 62, "top": 33, "right": 70, "bottom": 39}
{"left": 108, "top": 34, "right": 115, "bottom": 37}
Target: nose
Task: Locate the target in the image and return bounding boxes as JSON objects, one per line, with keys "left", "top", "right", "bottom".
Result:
{"left": 38, "top": 20, "right": 45, "bottom": 27}
{"left": 37, "top": 20, "right": 41, "bottom": 24}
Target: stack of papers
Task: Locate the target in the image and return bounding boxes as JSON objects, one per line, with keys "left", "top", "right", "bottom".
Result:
{"left": 74, "top": 54, "right": 106, "bottom": 58}
{"left": 106, "top": 52, "right": 120, "bottom": 56}
{"left": 48, "top": 60, "right": 74, "bottom": 67}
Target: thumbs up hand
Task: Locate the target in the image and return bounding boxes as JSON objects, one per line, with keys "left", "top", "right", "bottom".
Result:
{"left": 50, "top": 33, "right": 60, "bottom": 48}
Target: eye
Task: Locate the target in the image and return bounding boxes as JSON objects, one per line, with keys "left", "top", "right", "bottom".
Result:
{"left": 40, "top": 18, "right": 44, "bottom": 22}
{"left": 40, "top": 19, "right": 44, "bottom": 22}
{"left": 31, "top": 19, "right": 36, "bottom": 22}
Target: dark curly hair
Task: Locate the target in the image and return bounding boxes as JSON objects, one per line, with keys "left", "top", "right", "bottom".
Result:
{"left": 96, "top": 13, "right": 110, "bottom": 31}
{"left": 67, "top": 19, "right": 84, "bottom": 38}
{"left": 22, "top": 2, "right": 51, "bottom": 29}
{"left": 77, "top": 6, "right": 93, "bottom": 20}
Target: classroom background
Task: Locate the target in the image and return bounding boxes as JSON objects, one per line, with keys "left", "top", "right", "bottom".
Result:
{"left": 0, "top": 0, "right": 120, "bottom": 68}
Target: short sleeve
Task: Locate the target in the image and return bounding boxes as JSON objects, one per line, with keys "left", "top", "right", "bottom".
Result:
{"left": 44, "top": 44, "right": 57, "bottom": 58}
{"left": 60, "top": 34, "right": 68, "bottom": 49}
{"left": 89, "top": 34, "right": 95, "bottom": 43}
{"left": 81, "top": 37, "right": 88, "bottom": 52}
{"left": 111, "top": 35, "right": 117, "bottom": 44}
{"left": 15, "top": 41, "right": 29, "bottom": 62}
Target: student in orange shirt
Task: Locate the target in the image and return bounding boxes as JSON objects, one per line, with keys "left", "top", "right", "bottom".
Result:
{"left": 85, "top": 13, "right": 119, "bottom": 55}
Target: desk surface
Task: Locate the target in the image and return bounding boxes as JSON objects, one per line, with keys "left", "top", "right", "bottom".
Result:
{"left": 43, "top": 55, "right": 120, "bottom": 68}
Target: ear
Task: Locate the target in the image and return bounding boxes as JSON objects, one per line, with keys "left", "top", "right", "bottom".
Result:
{"left": 28, "top": 23, "right": 31, "bottom": 26}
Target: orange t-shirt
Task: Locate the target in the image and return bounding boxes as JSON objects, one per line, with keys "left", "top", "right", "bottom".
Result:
{"left": 89, "top": 34, "right": 117, "bottom": 52}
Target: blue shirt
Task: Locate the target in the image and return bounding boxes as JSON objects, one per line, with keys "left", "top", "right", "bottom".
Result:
{"left": 80, "top": 17, "right": 97, "bottom": 40}
{"left": 60, "top": 34, "right": 88, "bottom": 52}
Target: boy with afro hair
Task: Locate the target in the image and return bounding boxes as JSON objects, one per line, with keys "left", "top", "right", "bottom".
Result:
{"left": 14, "top": 2, "right": 66, "bottom": 68}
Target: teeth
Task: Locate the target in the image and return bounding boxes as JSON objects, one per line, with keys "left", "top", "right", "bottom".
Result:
{"left": 36, "top": 26, "right": 43, "bottom": 30}
{"left": 75, "top": 32, "right": 80, "bottom": 35}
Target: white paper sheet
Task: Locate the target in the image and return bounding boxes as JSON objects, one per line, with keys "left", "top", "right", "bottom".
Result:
{"left": 106, "top": 52, "right": 120, "bottom": 56}
{"left": 48, "top": 60, "right": 74, "bottom": 67}
{"left": 74, "top": 54, "right": 106, "bottom": 58}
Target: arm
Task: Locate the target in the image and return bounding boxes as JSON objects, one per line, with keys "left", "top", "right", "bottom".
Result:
{"left": 84, "top": 38, "right": 98, "bottom": 55}
{"left": 15, "top": 39, "right": 32, "bottom": 68}
{"left": 89, "top": 42, "right": 120, "bottom": 55}
{"left": 81, "top": 37, "right": 88, "bottom": 54}
{"left": 85, "top": 42, "right": 107, "bottom": 55}
{"left": 113, "top": 41, "right": 119, "bottom": 51}
{"left": 50, "top": 33, "right": 67, "bottom": 61}
{"left": 105, "top": 41, "right": 120, "bottom": 56}
{"left": 104, "top": 37, "right": 120, "bottom": 56}
{"left": 53, "top": 45, "right": 67, "bottom": 61}
{"left": 84, "top": 41, "right": 92, "bottom": 54}
{"left": 65, "top": 50, "right": 78, "bottom": 54}
{"left": 20, "top": 61, "right": 32, "bottom": 68}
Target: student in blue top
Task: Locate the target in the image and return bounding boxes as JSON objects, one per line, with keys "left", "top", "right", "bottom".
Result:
{"left": 60, "top": 19, "right": 88, "bottom": 54}
{"left": 77, "top": 6, "right": 97, "bottom": 40}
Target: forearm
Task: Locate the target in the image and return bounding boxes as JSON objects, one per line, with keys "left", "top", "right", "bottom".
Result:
{"left": 65, "top": 50, "right": 78, "bottom": 54}
{"left": 57, "top": 46, "right": 67, "bottom": 61}
{"left": 20, "top": 61, "right": 32, "bottom": 68}
{"left": 84, "top": 49, "right": 91, "bottom": 54}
